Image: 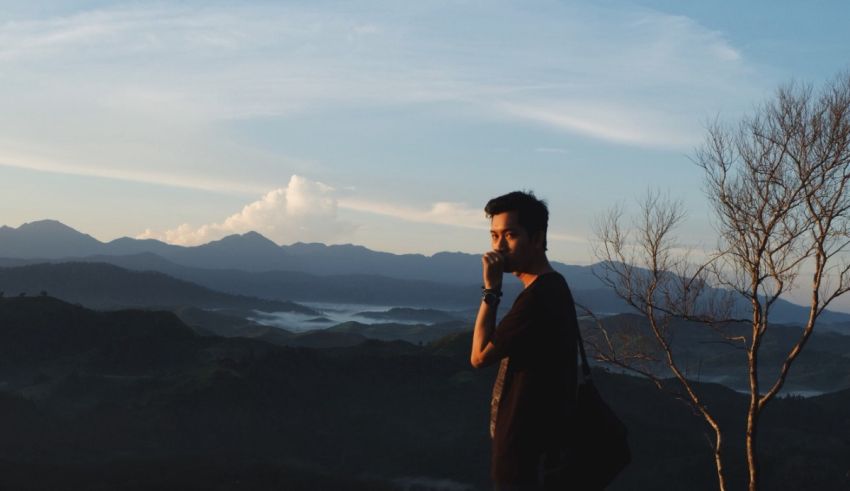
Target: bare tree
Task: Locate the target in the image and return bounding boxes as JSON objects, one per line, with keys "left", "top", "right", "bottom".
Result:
{"left": 593, "top": 73, "right": 850, "bottom": 491}
{"left": 593, "top": 192, "right": 734, "bottom": 491}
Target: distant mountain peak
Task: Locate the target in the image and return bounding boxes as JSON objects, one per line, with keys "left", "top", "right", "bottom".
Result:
{"left": 240, "top": 231, "right": 277, "bottom": 242}
{"left": 0, "top": 219, "right": 104, "bottom": 260}
{"left": 18, "top": 219, "right": 82, "bottom": 232}
{"left": 205, "top": 231, "right": 281, "bottom": 249}
{"left": 3, "top": 219, "right": 101, "bottom": 243}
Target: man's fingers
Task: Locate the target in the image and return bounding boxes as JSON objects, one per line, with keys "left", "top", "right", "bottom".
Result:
{"left": 482, "top": 251, "right": 504, "bottom": 290}
{"left": 482, "top": 251, "right": 503, "bottom": 263}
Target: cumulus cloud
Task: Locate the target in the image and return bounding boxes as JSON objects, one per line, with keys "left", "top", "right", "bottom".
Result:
{"left": 138, "top": 175, "right": 354, "bottom": 245}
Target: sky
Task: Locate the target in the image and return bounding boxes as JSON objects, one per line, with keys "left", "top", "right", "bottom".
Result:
{"left": 1, "top": 0, "right": 849, "bottom": 266}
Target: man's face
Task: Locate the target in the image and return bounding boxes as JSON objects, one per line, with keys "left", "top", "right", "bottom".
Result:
{"left": 490, "top": 211, "right": 537, "bottom": 273}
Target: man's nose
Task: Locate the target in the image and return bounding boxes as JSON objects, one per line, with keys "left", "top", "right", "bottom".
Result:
{"left": 494, "top": 236, "right": 507, "bottom": 251}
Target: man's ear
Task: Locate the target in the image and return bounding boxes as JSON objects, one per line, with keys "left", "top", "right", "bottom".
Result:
{"left": 531, "top": 231, "right": 545, "bottom": 250}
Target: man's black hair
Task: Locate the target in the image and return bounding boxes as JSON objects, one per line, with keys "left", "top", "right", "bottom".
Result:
{"left": 484, "top": 190, "right": 549, "bottom": 250}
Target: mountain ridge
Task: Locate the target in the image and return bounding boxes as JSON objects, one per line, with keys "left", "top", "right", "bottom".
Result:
{"left": 2, "top": 220, "right": 850, "bottom": 326}
{"left": 0, "top": 219, "right": 598, "bottom": 284}
{"left": 0, "top": 261, "right": 317, "bottom": 314}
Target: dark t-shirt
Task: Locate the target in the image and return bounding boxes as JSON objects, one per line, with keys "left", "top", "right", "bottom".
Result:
{"left": 490, "top": 272, "right": 578, "bottom": 486}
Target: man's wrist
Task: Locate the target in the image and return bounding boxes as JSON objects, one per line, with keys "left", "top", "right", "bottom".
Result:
{"left": 481, "top": 285, "right": 503, "bottom": 306}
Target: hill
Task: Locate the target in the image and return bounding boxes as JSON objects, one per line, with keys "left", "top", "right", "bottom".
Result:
{"left": 327, "top": 320, "right": 467, "bottom": 344}
{"left": 355, "top": 307, "right": 461, "bottom": 323}
{"left": 0, "top": 262, "right": 317, "bottom": 314}
{"left": 0, "top": 297, "right": 847, "bottom": 490}
{"left": 171, "top": 306, "right": 297, "bottom": 345}
{"left": 580, "top": 313, "right": 850, "bottom": 394}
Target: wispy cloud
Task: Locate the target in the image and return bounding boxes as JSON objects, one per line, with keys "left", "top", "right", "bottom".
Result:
{"left": 502, "top": 102, "right": 687, "bottom": 148}
{"left": 340, "top": 198, "right": 487, "bottom": 230}
{"left": 0, "top": 147, "right": 268, "bottom": 195}
{"left": 339, "top": 197, "right": 587, "bottom": 244}
{"left": 0, "top": 0, "right": 761, "bottom": 259}
{"left": 0, "top": 0, "right": 759, "bottom": 186}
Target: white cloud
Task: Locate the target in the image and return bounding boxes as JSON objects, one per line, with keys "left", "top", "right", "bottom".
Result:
{"left": 503, "top": 91, "right": 716, "bottom": 149}
{"left": 0, "top": 145, "right": 268, "bottom": 195}
{"left": 138, "top": 175, "right": 354, "bottom": 245}
{"left": 340, "top": 198, "right": 487, "bottom": 230}
{"left": 501, "top": 102, "right": 685, "bottom": 148}
{"left": 338, "top": 197, "right": 587, "bottom": 245}
{"left": 137, "top": 179, "right": 587, "bottom": 249}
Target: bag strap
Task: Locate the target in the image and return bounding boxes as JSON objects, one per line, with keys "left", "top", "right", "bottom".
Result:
{"left": 574, "top": 315, "right": 592, "bottom": 381}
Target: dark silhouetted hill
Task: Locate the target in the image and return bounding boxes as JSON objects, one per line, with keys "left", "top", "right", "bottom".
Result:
{"left": 0, "top": 297, "right": 847, "bottom": 490}
{"left": 356, "top": 307, "right": 461, "bottom": 323}
{"left": 580, "top": 313, "right": 850, "bottom": 394}
{"left": 171, "top": 306, "right": 296, "bottom": 346}
{"left": 0, "top": 262, "right": 317, "bottom": 314}
{"left": 327, "top": 320, "right": 467, "bottom": 344}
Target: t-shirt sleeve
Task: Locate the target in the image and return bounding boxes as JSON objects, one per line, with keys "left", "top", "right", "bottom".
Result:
{"left": 491, "top": 289, "right": 538, "bottom": 355}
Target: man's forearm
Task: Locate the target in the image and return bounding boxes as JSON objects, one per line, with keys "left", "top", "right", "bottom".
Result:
{"left": 470, "top": 299, "right": 499, "bottom": 368}
{"left": 473, "top": 250, "right": 504, "bottom": 368}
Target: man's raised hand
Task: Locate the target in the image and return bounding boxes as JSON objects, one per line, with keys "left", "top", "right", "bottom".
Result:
{"left": 482, "top": 251, "right": 504, "bottom": 291}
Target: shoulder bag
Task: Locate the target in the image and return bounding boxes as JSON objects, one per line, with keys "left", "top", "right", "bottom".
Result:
{"left": 546, "top": 323, "right": 631, "bottom": 490}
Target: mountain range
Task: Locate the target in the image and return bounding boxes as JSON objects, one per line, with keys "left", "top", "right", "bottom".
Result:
{"left": 2, "top": 219, "right": 849, "bottom": 326}
{"left": 0, "top": 219, "right": 600, "bottom": 285}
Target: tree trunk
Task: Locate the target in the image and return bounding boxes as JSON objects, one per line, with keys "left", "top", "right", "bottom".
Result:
{"left": 713, "top": 427, "right": 728, "bottom": 491}
{"left": 746, "top": 349, "right": 760, "bottom": 491}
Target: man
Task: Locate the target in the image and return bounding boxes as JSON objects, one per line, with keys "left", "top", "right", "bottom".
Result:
{"left": 470, "top": 191, "right": 578, "bottom": 490}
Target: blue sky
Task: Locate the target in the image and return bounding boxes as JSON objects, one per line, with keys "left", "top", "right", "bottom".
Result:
{"left": 1, "top": 0, "right": 848, "bottom": 266}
